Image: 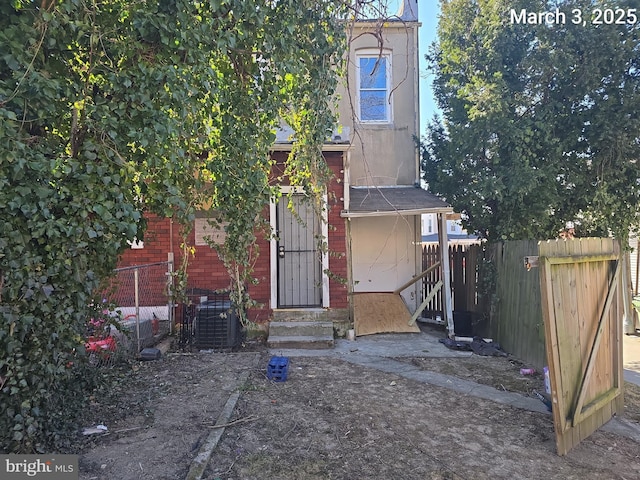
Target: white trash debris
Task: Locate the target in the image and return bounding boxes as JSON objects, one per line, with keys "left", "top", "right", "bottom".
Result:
{"left": 82, "top": 424, "right": 108, "bottom": 435}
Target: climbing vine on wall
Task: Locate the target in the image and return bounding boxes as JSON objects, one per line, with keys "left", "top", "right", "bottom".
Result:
{"left": 0, "top": 0, "right": 370, "bottom": 452}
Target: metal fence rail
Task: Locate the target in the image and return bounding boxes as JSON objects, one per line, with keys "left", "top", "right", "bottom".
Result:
{"left": 91, "top": 256, "right": 174, "bottom": 364}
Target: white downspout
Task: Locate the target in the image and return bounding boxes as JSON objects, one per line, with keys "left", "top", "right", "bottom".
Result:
{"left": 413, "top": 21, "right": 421, "bottom": 185}
{"left": 343, "top": 150, "right": 351, "bottom": 211}
{"left": 438, "top": 213, "right": 454, "bottom": 337}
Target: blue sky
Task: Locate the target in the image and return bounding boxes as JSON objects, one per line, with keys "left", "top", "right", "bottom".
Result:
{"left": 418, "top": 1, "right": 441, "bottom": 134}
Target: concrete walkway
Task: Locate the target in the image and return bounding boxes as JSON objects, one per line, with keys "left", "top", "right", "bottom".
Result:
{"left": 271, "top": 330, "right": 640, "bottom": 388}
{"left": 624, "top": 331, "right": 640, "bottom": 385}
{"left": 269, "top": 330, "right": 640, "bottom": 443}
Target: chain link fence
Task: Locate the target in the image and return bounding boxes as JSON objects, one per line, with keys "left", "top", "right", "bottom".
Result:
{"left": 87, "top": 259, "right": 174, "bottom": 366}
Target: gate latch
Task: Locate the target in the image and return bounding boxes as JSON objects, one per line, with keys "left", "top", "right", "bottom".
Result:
{"left": 524, "top": 256, "right": 539, "bottom": 271}
{"left": 278, "top": 246, "right": 285, "bottom": 258}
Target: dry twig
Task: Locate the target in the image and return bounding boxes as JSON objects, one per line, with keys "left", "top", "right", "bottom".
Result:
{"left": 203, "top": 415, "right": 259, "bottom": 429}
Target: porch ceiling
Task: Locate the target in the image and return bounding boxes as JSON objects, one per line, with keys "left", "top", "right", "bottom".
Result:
{"left": 341, "top": 186, "right": 452, "bottom": 218}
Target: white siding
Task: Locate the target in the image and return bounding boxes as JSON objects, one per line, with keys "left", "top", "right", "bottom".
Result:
{"left": 350, "top": 216, "right": 417, "bottom": 309}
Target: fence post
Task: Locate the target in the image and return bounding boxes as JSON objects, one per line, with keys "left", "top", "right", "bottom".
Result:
{"left": 623, "top": 250, "right": 637, "bottom": 334}
{"left": 134, "top": 268, "right": 141, "bottom": 353}
{"left": 167, "top": 252, "right": 174, "bottom": 335}
{"left": 437, "top": 213, "right": 454, "bottom": 337}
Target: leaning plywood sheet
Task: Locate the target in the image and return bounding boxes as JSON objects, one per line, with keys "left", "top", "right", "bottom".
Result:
{"left": 353, "top": 292, "right": 420, "bottom": 336}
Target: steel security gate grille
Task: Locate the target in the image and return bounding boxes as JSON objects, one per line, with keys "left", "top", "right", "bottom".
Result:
{"left": 276, "top": 194, "right": 322, "bottom": 307}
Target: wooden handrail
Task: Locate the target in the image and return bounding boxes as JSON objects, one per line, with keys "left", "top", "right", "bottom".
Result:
{"left": 409, "top": 280, "right": 443, "bottom": 326}
{"left": 393, "top": 262, "right": 441, "bottom": 295}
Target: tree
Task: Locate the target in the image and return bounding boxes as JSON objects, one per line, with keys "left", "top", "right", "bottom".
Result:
{"left": 422, "top": 0, "right": 640, "bottom": 242}
{"left": 0, "top": 0, "right": 354, "bottom": 452}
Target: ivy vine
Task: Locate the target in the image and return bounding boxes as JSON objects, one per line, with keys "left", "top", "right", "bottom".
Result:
{"left": 0, "top": 0, "right": 372, "bottom": 452}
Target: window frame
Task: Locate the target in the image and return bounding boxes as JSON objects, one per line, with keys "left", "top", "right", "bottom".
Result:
{"left": 355, "top": 49, "right": 392, "bottom": 124}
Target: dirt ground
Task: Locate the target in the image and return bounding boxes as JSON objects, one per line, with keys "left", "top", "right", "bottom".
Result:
{"left": 77, "top": 336, "right": 640, "bottom": 480}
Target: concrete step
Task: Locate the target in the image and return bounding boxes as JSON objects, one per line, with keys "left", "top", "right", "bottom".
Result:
{"left": 268, "top": 321, "right": 334, "bottom": 337}
{"left": 267, "top": 321, "right": 335, "bottom": 349}
{"left": 267, "top": 334, "right": 334, "bottom": 350}
{"left": 271, "top": 309, "right": 328, "bottom": 323}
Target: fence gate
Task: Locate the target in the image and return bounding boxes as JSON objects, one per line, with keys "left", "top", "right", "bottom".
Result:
{"left": 539, "top": 238, "right": 624, "bottom": 455}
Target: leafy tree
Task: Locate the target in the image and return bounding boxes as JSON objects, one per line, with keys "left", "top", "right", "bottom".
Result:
{"left": 422, "top": 0, "right": 640, "bottom": 242}
{"left": 0, "top": 0, "right": 353, "bottom": 452}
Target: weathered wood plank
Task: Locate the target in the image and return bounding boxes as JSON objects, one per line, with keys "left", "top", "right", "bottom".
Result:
{"left": 539, "top": 238, "right": 624, "bottom": 455}
{"left": 353, "top": 292, "right": 420, "bottom": 336}
{"left": 540, "top": 246, "right": 564, "bottom": 439}
{"left": 466, "top": 245, "right": 478, "bottom": 310}
{"left": 544, "top": 253, "right": 618, "bottom": 265}
{"left": 572, "top": 258, "right": 620, "bottom": 425}
{"left": 394, "top": 262, "right": 441, "bottom": 295}
{"left": 409, "top": 281, "right": 442, "bottom": 326}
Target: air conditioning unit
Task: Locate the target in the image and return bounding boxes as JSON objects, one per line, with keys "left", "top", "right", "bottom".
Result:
{"left": 331, "top": 126, "right": 350, "bottom": 143}
{"left": 195, "top": 295, "right": 240, "bottom": 349}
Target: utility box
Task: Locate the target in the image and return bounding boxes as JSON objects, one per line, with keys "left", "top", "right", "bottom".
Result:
{"left": 195, "top": 293, "right": 239, "bottom": 349}
{"left": 112, "top": 316, "right": 154, "bottom": 351}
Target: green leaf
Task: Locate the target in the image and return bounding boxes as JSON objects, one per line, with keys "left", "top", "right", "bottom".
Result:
{"left": 0, "top": 0, "right": 349, "bottom": 452}
{"left": 423, "top": 0, "right": 640, "bottom": 242}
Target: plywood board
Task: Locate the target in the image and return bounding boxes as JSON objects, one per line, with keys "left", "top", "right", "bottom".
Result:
{"left": 353, "top": 292, "right": 420, "bottom": 336}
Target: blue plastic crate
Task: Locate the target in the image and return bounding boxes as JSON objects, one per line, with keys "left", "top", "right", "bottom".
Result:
{"left": 267, "top": 356, "right": 289, "bottom": 382}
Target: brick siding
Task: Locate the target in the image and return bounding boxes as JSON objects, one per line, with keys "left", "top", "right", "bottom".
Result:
{"left": 116, "top": 150, "right": 348, "bottom": 322}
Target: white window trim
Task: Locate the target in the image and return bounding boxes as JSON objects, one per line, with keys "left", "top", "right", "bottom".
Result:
{"left": 355, "top": 48, "right": 392, "bottom": 124}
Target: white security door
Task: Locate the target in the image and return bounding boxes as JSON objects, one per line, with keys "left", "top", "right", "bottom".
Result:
{"left": 276, "top": 195, "right": 322, "bottom": 307}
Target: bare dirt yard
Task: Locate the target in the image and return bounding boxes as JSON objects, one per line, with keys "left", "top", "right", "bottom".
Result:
{"left": 77, "top": 334, "right": 640, "bottom": 480}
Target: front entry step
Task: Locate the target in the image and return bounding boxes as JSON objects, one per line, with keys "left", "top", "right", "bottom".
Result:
{"left": 267, "top": 321, "right": 334, "bottom": 349}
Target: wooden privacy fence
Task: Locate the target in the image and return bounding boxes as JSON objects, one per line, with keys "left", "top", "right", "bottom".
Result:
{"left": 421, "top": 243, "right": 486, "bottom": 318}
{"left": 472, "top": 239, "right": 623, "bottom": 373}
{"left": 485, "top": 240, "right": 547, "bottom": 368}
{"left": 422, "top": 239, "right": 625, "bottom": 374}
{"left": 422, "top": 240, "right": 568, "bottom": 367}
{"left": 423, "top": 240, "right": 616, "bottom": 371}
{"left": 423, "top": 238, "right": 625, "bottom": 455}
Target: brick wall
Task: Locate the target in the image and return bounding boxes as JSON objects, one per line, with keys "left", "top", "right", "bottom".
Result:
{"left": 116, "top": 149, "right": 348, "bottom": 322}
{"left": 324, "top": 152, "right": 349, "bottom": 309}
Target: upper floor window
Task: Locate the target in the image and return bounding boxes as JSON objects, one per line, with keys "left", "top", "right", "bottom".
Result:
{"left": 356, "top": 50, "right": 392, "bottom": 123}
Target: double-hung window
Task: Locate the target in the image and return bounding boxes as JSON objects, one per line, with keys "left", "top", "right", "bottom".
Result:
{"left": 357, "top": 51, "right": 391, "bottom": 123}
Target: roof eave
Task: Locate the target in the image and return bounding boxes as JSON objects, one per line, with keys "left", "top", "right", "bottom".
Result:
{"left": 341, "top": 206, "right": 453, "bottom": 218}
{"left": 270, "top": 143, "right": 352, "bottom": 152}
